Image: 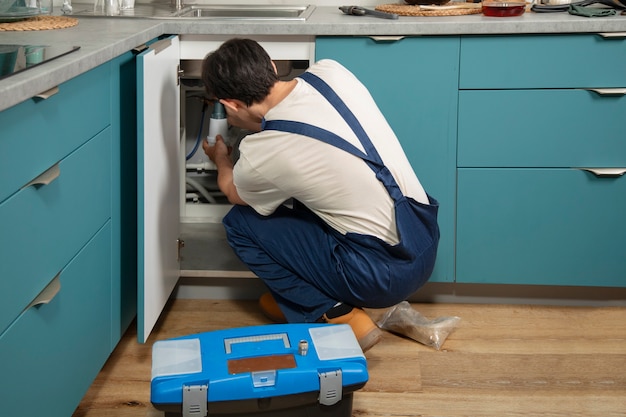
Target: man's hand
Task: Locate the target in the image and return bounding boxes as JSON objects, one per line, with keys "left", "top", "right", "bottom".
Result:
{"left": 202, "top": 135, "right": 247, "bottom": 206}
{"left": 202, "top": 134, "right": 229, "bottom": 164}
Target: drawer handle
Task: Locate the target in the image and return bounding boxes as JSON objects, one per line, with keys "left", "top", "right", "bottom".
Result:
{"left": 132, "top": 44, "right": 149, "bottom": 54}
{"left": 577, "top": 168, "right": 626, "bottom": 178}
{"left": 34, "top": 86, "right": 60, "bottom": 100}
{"left": 151, "top": 38, "right": 172, "bottom": 55}
{"left": 598, "top": 32, "right": 626, "bottom": 39}
{"left": 585, "top": 88, "right": 626, "bottom": 96}
{"left": 25, "top": 273, "right": 61, "bottom": 310}
{"left": 368, "top": 36, "right": 406, "bottom": 42}
{"left": 22, "top": 162, "right": 60, "bottom": 189}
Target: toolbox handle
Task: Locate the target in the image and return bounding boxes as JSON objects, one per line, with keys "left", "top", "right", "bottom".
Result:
{"left": 224, "top": 333, "right": 290, "bottom": 353}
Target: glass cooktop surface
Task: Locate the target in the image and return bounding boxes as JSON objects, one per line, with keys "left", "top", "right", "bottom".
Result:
{"left": 0, "top": 44, "right": 80, "bottom": 81}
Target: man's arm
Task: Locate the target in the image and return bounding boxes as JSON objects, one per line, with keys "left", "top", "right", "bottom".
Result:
{"left": 202, "top": 136, "right": 248, "bottom": 206}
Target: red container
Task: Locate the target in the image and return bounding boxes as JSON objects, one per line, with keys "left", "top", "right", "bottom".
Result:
{"left": 482, "top": 1, "right": 526, "bottom": 16}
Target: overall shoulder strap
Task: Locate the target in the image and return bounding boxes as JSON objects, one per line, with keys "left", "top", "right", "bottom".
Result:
{"left": 262, "top": 70, "right": 404, "bottom": 202}
{"left": 262, "top": 119, "right": 370, "bottom": 161}
{"left": 298, "top": 72, "right": 383, "bottom": 164}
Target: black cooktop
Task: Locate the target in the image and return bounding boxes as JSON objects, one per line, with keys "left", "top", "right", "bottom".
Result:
{"left": 0, "top": 44, "right": 80, "bottom": 81}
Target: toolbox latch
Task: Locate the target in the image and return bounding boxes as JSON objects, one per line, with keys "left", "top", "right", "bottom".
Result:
{"left": 182, "top": 384, "right": 208, "bottom": 417}
{"left": 252, "top": 370, "right": 277, "bottom": 387}
{"left": 318, "top": 370, "right": 342, "bottom": 406}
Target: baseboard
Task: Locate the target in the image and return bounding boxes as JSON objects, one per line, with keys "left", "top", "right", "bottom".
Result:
{"left": 174, "top": 277, "right": 626, "bottom": 307}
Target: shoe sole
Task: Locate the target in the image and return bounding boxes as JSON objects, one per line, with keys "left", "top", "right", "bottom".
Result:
{"left": 359, "top": 327, "right": 384, "bottom": 352}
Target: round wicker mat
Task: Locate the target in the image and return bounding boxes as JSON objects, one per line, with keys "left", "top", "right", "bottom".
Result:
{"left": 0, "top": 15, "right": 78, "bottom": 31}
{"left": 376, "top": 3, "right": 483, "bottom": 16}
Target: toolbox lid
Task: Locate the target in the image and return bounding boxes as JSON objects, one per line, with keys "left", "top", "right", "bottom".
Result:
{"left": 151, "top": 323, "right": 368, "bottom": 406}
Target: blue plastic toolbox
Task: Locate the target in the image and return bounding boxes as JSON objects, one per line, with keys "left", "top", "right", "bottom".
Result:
{"left": 151, "top": 323, "right": 368, "bottom": 417}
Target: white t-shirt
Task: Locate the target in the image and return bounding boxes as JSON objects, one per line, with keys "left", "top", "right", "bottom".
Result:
{"left": 233, "top": 59, "right": 428, "bottom": 245}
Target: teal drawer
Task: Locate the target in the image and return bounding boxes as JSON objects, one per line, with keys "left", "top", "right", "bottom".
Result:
{"left": 0, "top": 223, "right": 112, "bottom": 417}
{"left": 0, "top": 128, "right": 111, "bottom": 334}
{"left": 456, "top": 168, "right": 626, "bottom": 286}
{"left": 458, "top": 89, "right": 626, "bottom": 168}
{"left": 460, "top": 34, "right": 626, "bottom": 89}
{"left": 0, "top": 63, "right": 111, "bottom": 203}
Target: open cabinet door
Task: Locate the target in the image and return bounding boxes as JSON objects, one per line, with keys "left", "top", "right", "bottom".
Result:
{"left": 137, "top": 36, "right": 181, "bottom": 342}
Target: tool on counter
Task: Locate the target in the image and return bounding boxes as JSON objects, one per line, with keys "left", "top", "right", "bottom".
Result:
{"left": 339, "top": 5, "right": 399, "bottom": 19}
{"left": 531, "top": 0, "right": 626, "bottom": 12}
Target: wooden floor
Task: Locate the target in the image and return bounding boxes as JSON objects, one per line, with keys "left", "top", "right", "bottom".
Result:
{"left": 73, "top": 299, "right": 626, "bottom": 417}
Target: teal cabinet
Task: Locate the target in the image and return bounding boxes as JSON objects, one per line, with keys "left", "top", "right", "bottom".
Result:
{"left": 460, "top": 34, "right": 626, "bottom": 89}
{"left": 456, "top": 34, "right": 626, "bottom": 287}
{"left": 0, "top": 128, "right": 112, "bottom": 335}
{"left": 315, "top": 36, "right": 460, "bottom": 283}
{"left": 110, "top": 50, "right": 139, "bottom": 345}
{"left": 0, "top": 53, "right": 137, "bottom": 415}
{"left": 458, "top": 89, "right": 626, "bottom": 168}
{"left": 0, "top": 224, "right": 113, "bottom": 417}
{"left": 316, "top": 34, "right": 626, "bottom": 288}
{"left": 457, "top": 168, "right": 626, "bottom": 286}
{"left": 0, "top": 63, "right": 110, "bottom": 203}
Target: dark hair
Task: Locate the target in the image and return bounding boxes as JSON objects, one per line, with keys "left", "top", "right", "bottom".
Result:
{"left": 201, "top": 38, "right": 279, "bottom": 106}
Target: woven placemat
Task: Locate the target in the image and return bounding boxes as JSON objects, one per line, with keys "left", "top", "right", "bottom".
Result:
{"left": 376, "top": 3, "right": 483, "bottom": 16}
{"left": 0, "top": 15, "right": 78, "bottom": 31}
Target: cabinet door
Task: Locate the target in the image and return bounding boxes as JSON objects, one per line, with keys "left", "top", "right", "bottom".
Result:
{"left": 137, "top": 36, "right": 181, "bottom": 342}
{"left": 0, "top": 223, "right": 112, "bottom": 417}
{"left": 456, "top": 168, "right": 626, "bottom": 286}
{"left": 315, "top": 36, "right": 459, "bottom": 282}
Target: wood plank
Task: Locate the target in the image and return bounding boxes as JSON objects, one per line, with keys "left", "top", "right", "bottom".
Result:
{"left": 352, "top": 391, "right": 626, "bottom": 417}
{"left": 419, "top": 352, "right": 626, "bottom": 391}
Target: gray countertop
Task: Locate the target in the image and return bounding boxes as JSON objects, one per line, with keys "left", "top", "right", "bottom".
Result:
{"left": 2, "top": 5, "right": 626, "bottom": 111}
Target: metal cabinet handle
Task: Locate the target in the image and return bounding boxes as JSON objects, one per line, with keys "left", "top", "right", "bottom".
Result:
{"left": 132, "top": 44, "right": 149, "bottom": 54}
{"left": 34, "top": 86, "right": 60, "bottom": 100}
{"left": 598, "top": 33, "right": 626, "bottom": 39}
{"left": 368, "top": 36, "right": 406, "bottom": 42}
{"left": 576, "top": 168, "right": 626, "bottom": 177}
{"left": 585, "top": 88, "right": 626, "bottom": 96}
{"left": 25, "top": 273, "right": 61, "bottom": 310}
{"left": 22, "top": 162, "right": 60, "bottom": 189}
{"left": 150, "top": 37, "right": 173, "bottom": 55}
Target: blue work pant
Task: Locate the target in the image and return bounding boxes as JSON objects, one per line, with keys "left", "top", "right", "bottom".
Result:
{"left": 222, "top": 198, "right": 438, "bottom": 323}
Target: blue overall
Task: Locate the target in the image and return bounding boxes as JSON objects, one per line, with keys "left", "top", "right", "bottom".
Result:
{"left": 222, "top": 71, "right": 439, "bottom": 323}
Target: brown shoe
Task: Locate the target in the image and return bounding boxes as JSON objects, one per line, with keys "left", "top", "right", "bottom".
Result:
{"left": 259, "top": 292, "right": 287, "bottom": 323}
{"left": 324, "top": 307, "right": 383, "bottom": 352}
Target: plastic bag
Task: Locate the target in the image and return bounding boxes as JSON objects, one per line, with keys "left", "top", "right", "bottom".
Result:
{"left": 377, "top": 301, "right": 460, "bottom": 350}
